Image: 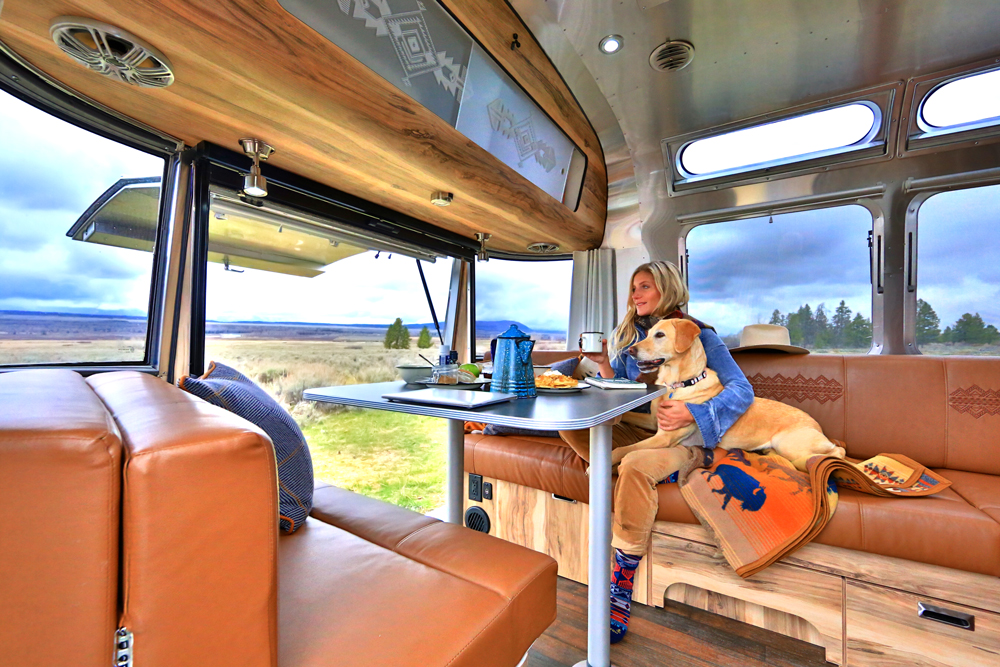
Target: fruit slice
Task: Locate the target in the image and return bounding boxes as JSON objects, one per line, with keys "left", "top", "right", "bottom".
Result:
{"left": 459, "top": 363, "right": 481, "bottom": 378}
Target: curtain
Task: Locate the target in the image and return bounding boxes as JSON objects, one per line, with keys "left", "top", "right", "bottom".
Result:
{"left": 568, "top": 249, "right": 617, "bottom": 350}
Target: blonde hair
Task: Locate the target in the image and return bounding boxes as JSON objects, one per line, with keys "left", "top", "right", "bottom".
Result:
{"left": 609, "top": 261, "right": 689, "bottom": 360}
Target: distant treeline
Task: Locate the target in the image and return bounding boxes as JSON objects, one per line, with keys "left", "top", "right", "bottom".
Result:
{"left": 916, "top": 299, "right": 999, "bottom": 344}
{"left": 768, "top": 301, "right": 872, "bottom": 348}
{"left": 765, "top": 299, "right": 999, "bottom": 348}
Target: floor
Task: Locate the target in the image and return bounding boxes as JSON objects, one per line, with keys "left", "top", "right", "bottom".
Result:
{"left": 525, "top": 578, "right": 834, "bottom": 667}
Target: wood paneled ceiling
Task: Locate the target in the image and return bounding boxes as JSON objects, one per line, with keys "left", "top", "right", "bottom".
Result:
{"left": 0, "top": 0, "right": 607, "bottom": 254}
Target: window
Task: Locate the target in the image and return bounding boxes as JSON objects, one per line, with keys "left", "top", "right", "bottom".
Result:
{"left": 0, "top": 88, "right": 165, "bottom": 366}
{"left": 202, "top": 198, "right": 453, "bottom": 510}
{"left": 474, "top": 258, "right": 572, "bottom": 354}
{"left": 916, "top": 185, "right": 1000, "bottom": 355}
{"left": 920, "top": 68, "right": 1000, "bottom": 132}
{"left": 678, "top": 103, "right": 880, "bottom": 179}
{"left": 685, "top": 205, "right": 874, "bottom": 352}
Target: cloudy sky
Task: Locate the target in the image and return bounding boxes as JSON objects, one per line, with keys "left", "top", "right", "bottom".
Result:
{"left": 0, "top": 91, "right": 163, "bottom": 317}
{"left": 2, "top": 86, "right": 997, "bottom": 339}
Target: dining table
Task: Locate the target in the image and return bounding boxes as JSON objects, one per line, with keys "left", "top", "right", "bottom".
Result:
{"left": 304, "top": 379, "right": 668, "bottom": 667}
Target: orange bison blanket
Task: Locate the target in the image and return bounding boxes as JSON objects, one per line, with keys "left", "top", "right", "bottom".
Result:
{"left": 678, "top": 447, "right": 952, "bottom": 578}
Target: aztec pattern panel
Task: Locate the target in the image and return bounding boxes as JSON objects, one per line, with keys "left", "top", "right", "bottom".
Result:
{"left": 745, "top": 372, "right": 844, "bottom": 404}
{"left": 949, "top": 385, "right": 1000, "bottom": 419}
{"left": 280, "top": 0, "right": 579, "bottom": 203}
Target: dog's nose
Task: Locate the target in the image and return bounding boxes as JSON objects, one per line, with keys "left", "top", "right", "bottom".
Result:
{"left": 627, "top": 346, "right": 637, "bottom": 357}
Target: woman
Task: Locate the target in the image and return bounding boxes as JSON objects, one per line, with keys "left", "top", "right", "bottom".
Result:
{"left": 559, "top": 261, "right": 754, "bottom": 643}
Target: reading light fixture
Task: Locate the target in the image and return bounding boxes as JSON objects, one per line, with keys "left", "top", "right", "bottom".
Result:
{"left": 474, "top": 232, "right": 492, "bottom": 262}
{"left": 239, "top": 138, "right": 275, "bottom": 198}
{"left": 599, "top": 34, "right": 623, "bottom": 54}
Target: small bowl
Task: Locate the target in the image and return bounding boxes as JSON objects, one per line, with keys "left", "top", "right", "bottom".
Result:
{"left": 396, "top": 364, "right": 432, "bottom": 383}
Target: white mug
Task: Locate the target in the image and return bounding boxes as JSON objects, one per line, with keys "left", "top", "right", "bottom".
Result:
{"left": 579, "top": 331, "right": 604, "bottom": 353}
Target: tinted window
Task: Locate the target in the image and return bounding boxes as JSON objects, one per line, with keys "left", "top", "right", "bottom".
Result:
{"left": 474, "top": 258, "right": 572, "bottom": 353}
{"left": 680, "top": 103, "right": 878, "bottom": 178}
{"left": 0, "top": 89, "right": 164, "bottom": 366}
{"left": 916, "top": 185, "right": 1000, "bottom": 355}
{"left": 686, "top": 205, "right": 873, "bottom": 352}
{"left": 921, "top": 68, "right": 1000, "bottom": 131}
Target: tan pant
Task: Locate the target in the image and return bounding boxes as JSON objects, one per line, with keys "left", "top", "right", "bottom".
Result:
{"left": 559, "top": 424, "right": 694, "bottom": 557}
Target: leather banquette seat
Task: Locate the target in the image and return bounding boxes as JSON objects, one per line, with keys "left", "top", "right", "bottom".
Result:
{"left": 466, "top": 352, "right": 1000, "bottom": 577}
{"left": 0, "top": 370, "right": 556, "bottom": 667}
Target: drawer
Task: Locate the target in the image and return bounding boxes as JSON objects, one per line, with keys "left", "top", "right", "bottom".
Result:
{"left": 651, "top": 533, "right": 843, "bottom": 664}
{"left": 847, "top": 580, "right": 1000, "bottom": 666}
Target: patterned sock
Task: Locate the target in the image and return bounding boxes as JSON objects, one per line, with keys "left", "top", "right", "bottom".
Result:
{"left": 610, "top": 549, "right": 642, "bottom": 644}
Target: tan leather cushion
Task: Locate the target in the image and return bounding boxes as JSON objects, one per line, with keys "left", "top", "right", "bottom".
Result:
{"left": 286, "top": 486, "right": 558, "bottom": 667}
{"left": 0, "top": 370, "right": 122, "bottom": 667}
{"left": 466, "top": 433, "right": 589, "bottom": 503}
{"left": 655, "top": 474, "right": 1000, "bottom": 577}
{"left": 938, "top": 469, "right": 1000, "bottom": 524}
{"left": 88, "top": 372, "right": 279, "bottom": 667}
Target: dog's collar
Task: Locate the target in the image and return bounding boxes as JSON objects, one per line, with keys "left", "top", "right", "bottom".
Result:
{"left": 668, "top": 370, "right": 707, "bottom": 390}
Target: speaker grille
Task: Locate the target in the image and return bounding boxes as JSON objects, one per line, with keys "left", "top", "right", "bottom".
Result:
{"left": 50, "top": 17, "right": 174, "bottom": 88}
{"left": 464, "top": 506, "right": 491, "bottom": 533}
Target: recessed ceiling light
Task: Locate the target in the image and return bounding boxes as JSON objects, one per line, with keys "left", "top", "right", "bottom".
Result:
{"left": 431, "top": 191, "right": 454, "bottom": 206}
{"left": 599, "top": 35, "right": 623, "bottom": 54}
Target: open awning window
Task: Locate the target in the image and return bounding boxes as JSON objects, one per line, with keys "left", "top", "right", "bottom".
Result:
{"left": 68, "top": 181, "right": 441, "bottom": 277}
{"left": 678, "top": 103, "right": 881, "bottom": 179}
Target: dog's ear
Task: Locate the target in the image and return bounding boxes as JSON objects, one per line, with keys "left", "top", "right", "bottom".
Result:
{"left": 674, "top": 319, "right": 702, "bottom": 353}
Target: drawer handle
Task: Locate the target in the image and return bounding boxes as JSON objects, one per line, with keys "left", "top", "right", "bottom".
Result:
{"left": 918, "top": 602, "right": 975, "bottom": 631}
{"left": 551, "top": 493, "right": 578, "bottom": 504}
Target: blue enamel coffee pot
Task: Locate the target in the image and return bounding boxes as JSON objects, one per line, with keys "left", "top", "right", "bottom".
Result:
{"left": 490, "top": 324, "right": 536, "bottom": 398}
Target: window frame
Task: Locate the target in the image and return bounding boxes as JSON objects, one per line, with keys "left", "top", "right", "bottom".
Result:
{"left": 0, "top": 51, "right": 181, "bottom": 374}
{"left": 899, "top": 56, "right": 1000, "bottom": 157}
{"left": 662, "top": 83, "right": 902, "bottom": 196}
{"left": 904, "top": 176, "right": 1000, "bottom": 354}
{"left": 189, "top": 142, "right": 479, "bottom": 376}
{"left": 678, "top": 197, "right": 883, "bottom": 354}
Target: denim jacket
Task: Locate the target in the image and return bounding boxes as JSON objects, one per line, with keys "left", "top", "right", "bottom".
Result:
{"left": 611, "top": 324, "right": 754, "bottom": 448}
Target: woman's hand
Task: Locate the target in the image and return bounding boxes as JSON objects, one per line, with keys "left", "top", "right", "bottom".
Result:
{"left": 657, "top": 400, "right": 695, "bottom": 431}
{"left": 580, "top": 338, "right": 615, "bottom": 378}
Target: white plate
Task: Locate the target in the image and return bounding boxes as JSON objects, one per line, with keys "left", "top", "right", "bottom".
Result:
{"left": 535, "top": 385, "right": 588, "bottom": 394}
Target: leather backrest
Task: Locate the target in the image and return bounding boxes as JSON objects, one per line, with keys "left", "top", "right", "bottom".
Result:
{"left": 733, "top": 353, "right": 1000, "bottom": 474}
{"left": 87, "top": 372, "right": 278, "bottom": 667}
{"left": 0, "top": 370, "right": 121, "bottom": 667}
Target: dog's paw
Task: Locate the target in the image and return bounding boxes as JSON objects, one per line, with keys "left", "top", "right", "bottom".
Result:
{"left": 831, "top": 445, "right": 847, "bottom": 459}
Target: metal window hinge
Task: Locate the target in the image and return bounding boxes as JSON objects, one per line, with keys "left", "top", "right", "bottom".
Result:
{"left": 115, "top": 627, "right": 133, "bottom": 666}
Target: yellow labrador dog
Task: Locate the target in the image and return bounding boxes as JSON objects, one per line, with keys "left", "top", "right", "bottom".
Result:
{"left": 612, "top": 319, "right": 846, "bottom": 470}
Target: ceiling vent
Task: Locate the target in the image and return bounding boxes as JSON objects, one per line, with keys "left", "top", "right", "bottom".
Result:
{"left": 649, "top": 39, "right": 694, "bottom": 72}
{"left": 50, "top": 17, "right": 174, "bottom": 88}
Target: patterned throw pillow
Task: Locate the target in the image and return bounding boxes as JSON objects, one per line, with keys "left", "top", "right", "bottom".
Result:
{"left": 179, "top": 362, "right": 313, "bottom": 533}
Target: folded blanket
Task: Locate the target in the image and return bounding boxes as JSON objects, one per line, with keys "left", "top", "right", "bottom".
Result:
{"left": 678, "top": 447, "right": 951, "bottom": 578}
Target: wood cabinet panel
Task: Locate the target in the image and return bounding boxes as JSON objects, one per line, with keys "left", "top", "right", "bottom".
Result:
{"left": 846, "top": 581, "right": 1000, "bottom": 667}
{"left": 0, "top": 0, "right": 606, "bottom": 253}
{"left": 651, "top": 532, "right": 844, "bottom": 665}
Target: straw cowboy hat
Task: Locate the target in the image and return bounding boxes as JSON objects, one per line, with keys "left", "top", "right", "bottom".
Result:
{"left": 730, "top": 324, "right": 809, "bottom": 354}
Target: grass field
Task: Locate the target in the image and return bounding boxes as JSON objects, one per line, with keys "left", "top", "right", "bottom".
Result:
{"left": 203, "top": 338, "right": 450, "bottom": 511}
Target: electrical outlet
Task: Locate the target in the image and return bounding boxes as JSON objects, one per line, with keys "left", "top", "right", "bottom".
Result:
{"left": 468, "top": 473, "right": 483, "bottom": 502}
{"left": 483, "top": 482, "right": 493, "bottom": 500}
